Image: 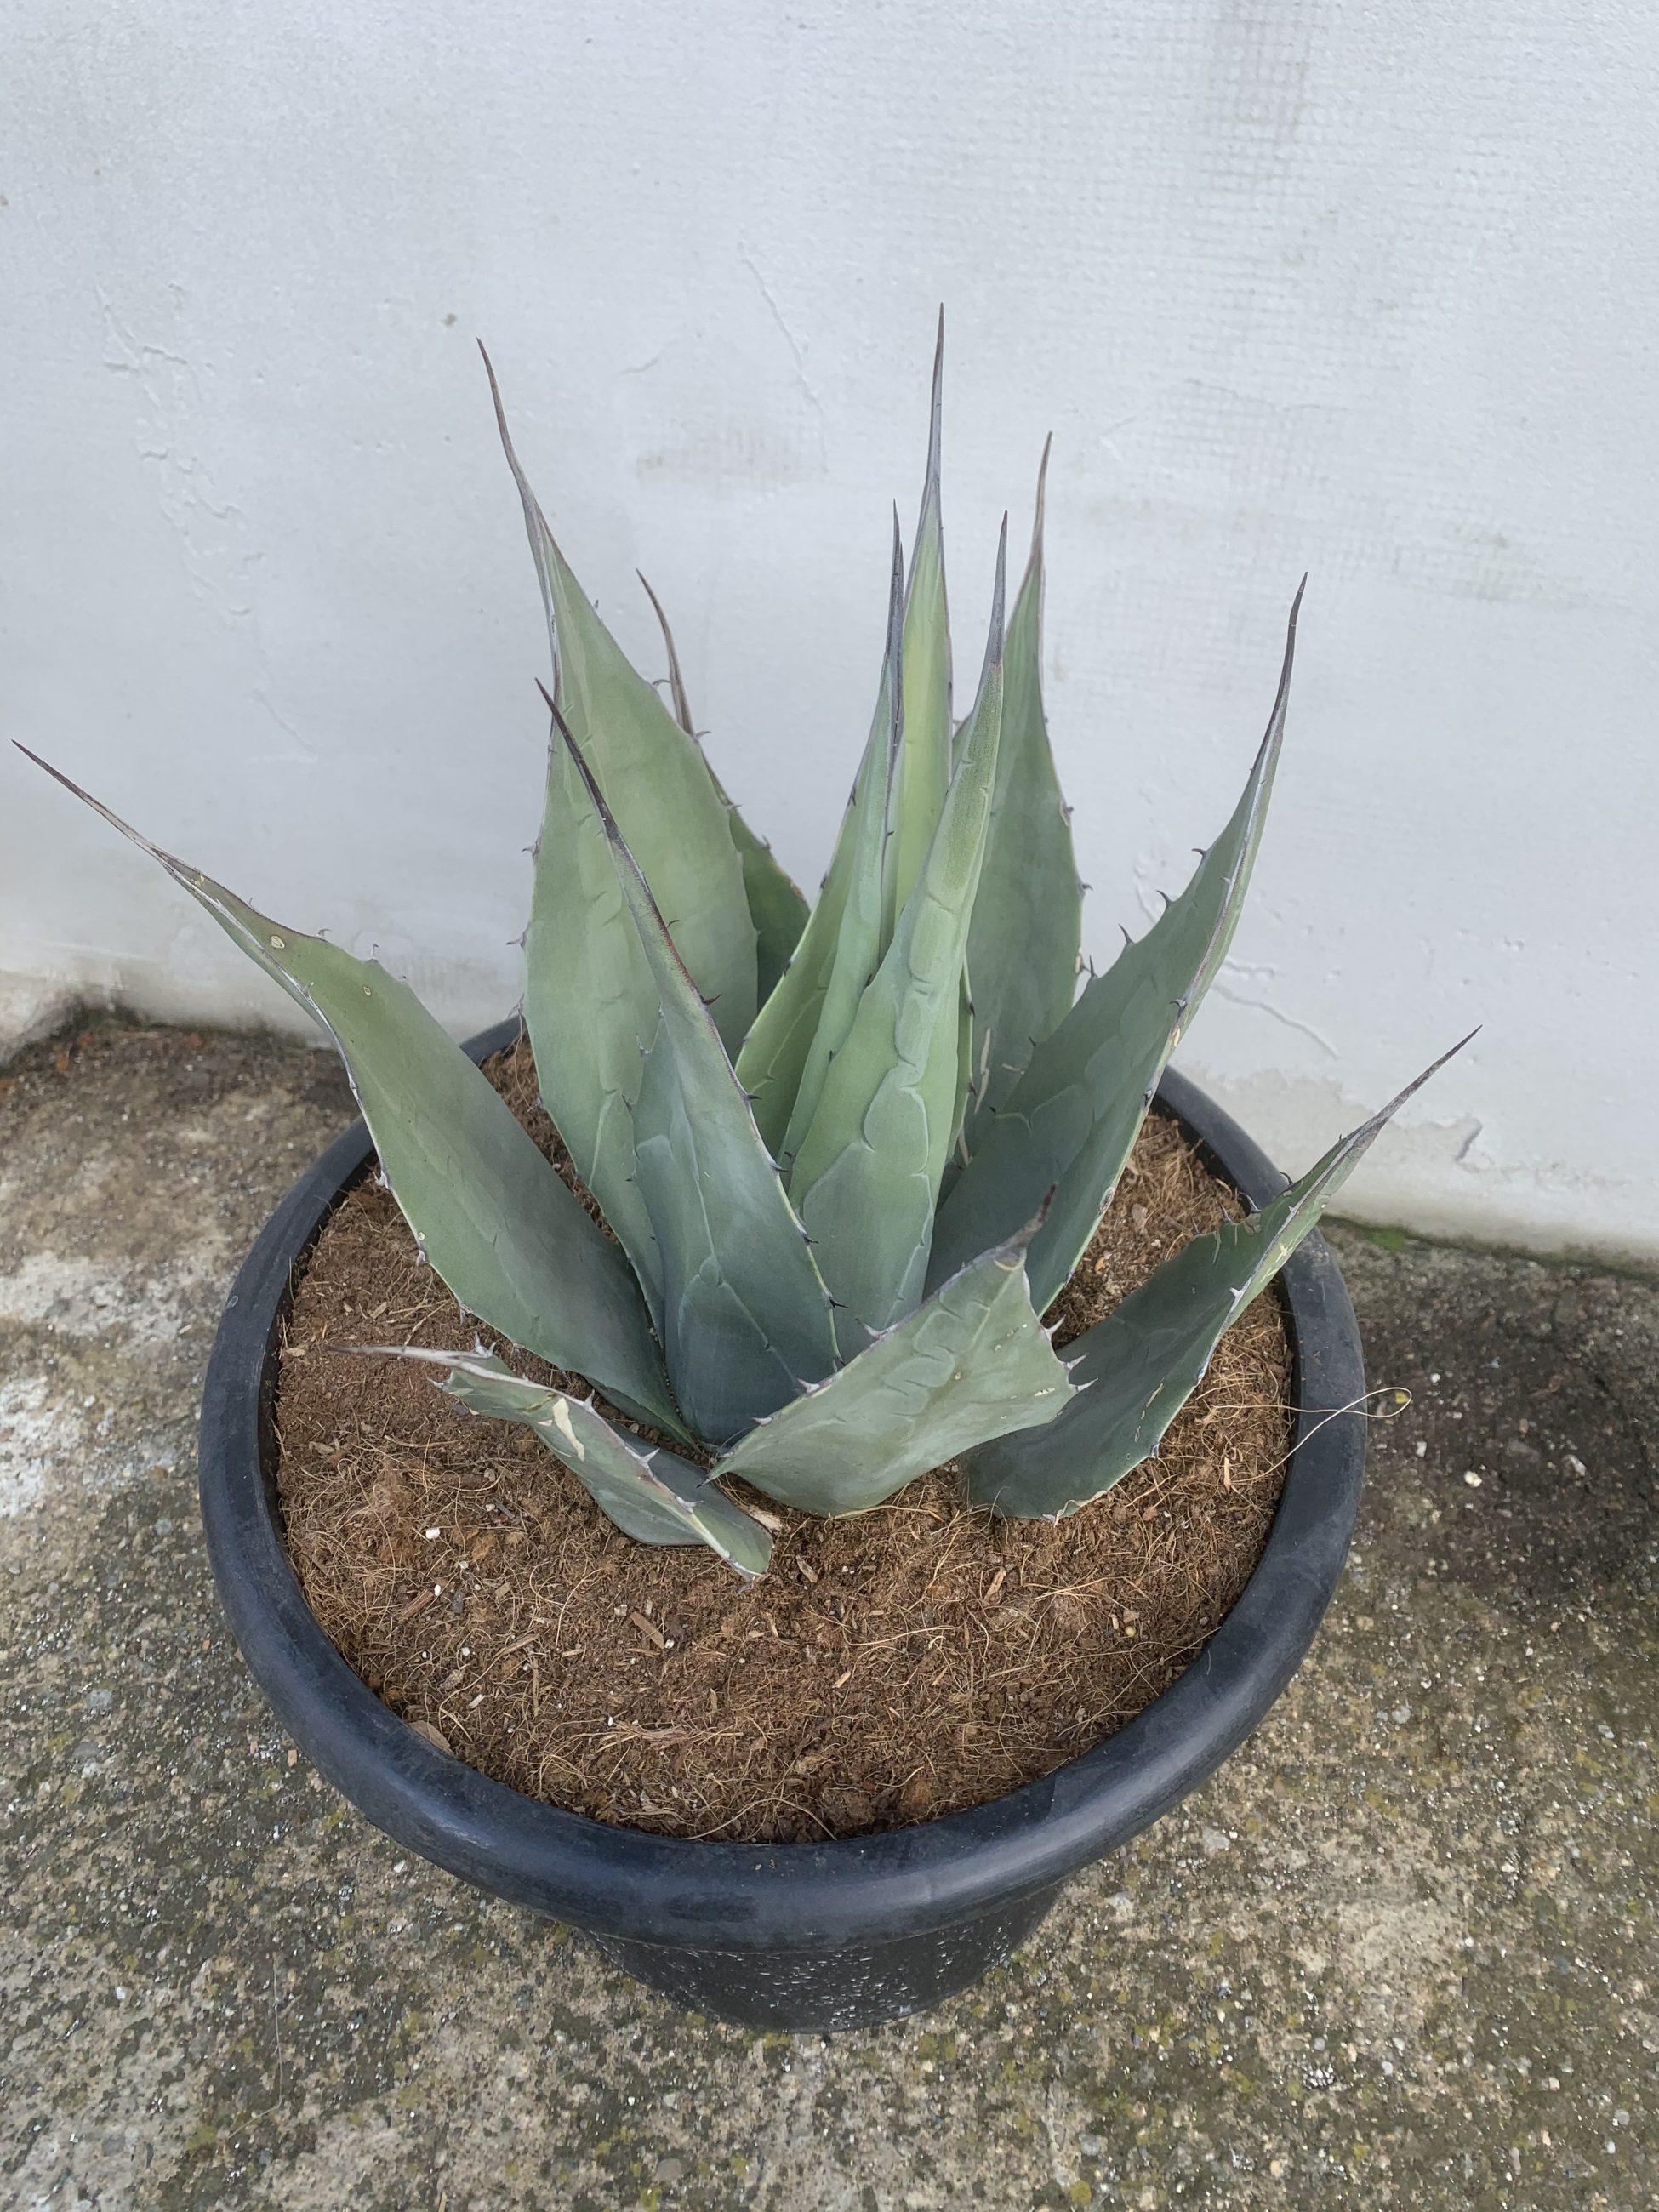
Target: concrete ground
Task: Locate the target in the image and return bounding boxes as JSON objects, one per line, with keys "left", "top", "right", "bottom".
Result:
{"left": 2, "top": 1019, "right": 1654, "bottom": 2212}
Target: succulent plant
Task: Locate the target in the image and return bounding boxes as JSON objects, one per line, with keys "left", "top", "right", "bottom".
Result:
{"left": 20, "top": 326, "right": 1462, "bottom": 1581}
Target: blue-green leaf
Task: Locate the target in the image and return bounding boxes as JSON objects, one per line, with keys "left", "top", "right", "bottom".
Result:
{"left": 733, "top": 795, "right": 859, "bottom": 1156}
{"left": 484, "top": 350, "right": 757, "bottom": 1052}
{"left": 19, "top": 749, "right": 684, "bottom": 1438}
{"left": 551, "top": 715, "right": 840, "bottom": 1445}
{"left": 928, "top": 586, "right": 1303, "bottom": 1312}
{"left": 965, "top": 1040, "right": 1471, "bottom": 1517}
{"left": 959, "top": 439, "right": 1081, "bottom": 1153}
{"left": 787, "top": 525, "right": 1008, "bottom": 1337}
{"left": 522, "top": 690, "right": 662, "bottom": 1308}
{"left": 778, "top": 516, "right": 904, "bottom": 1167}
{"left": 735, "top": 537, "right": 910, "bottom": 1152}
{"left": 359, "top": 1346, "right": 771, "bottom": 1575}
{"left": 886, "top": 311, "right": 952, "bottom": 937}
{"left": 638, "top": 570, "right": 809, "bottom": 1003}
{"left": 710, "top": 1215, "right": 1074, "bottom": 1517}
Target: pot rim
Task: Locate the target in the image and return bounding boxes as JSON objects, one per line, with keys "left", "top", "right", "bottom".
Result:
{"left": 198, "top": 1018, "right": 1365, "bottom": 1953}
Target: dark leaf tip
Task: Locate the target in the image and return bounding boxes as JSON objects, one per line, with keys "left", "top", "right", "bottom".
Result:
{"left": 1027, "top": 435, "right": 1053, "bottom": 572}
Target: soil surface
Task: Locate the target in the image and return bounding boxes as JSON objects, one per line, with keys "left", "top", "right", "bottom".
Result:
{"left": 273, "top": 1037, "right": 1291, "bottom": 1841}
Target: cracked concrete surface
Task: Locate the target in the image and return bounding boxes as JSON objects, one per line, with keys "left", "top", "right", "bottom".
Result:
{"left": 2, "top": 1021, "right": 1655, "bottom": 2210}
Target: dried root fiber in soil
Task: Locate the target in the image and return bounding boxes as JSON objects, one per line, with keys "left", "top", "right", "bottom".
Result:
{"left": 274, "top": 1039, "right": 1291, "bottom": 1844}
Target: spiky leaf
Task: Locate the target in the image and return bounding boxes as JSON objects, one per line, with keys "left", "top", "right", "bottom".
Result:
{"left": 734, "top": 790, "right": 859, "bottom": 1155}
{"left": 886, "top": 312, "right": 951, "bottom": 934}
{"left": 734, "top": 537, "right": 912, "bottom": 1151}
{"left": 947, "top": 964, "right": 975, "bottom": 1172}
{"left": 359, "top": 1346, "right": 771, "bottom": 1575}
{"left": 786, "top": 527, "right": 1008, "bottom": 1337}
{"left": 778, "top": 517, "right": 904, "bottom": 1166}
{"left": 729, "top": 812, "right": 810, "bottom": 1009}
{"left": 19, "top": 750, "right": 684, "bottom": 1437}
{"left": 639, "top": 571, "right": 808, "bottom": 1001}
{"left": 554, "top": 718, "right": 840, "bottom": 1445}
{"left": 522, "top": 693, "right": 662, "bottom": 1305}
{"left": 959, "top": 440, "right": 1081, "bottom": 1150}
{"left": 929, "top": 587, "right": 1302, "bottom": 1313}
{"left": 483, "top": 351, "right": 758, "bottom": 1052}
{"left": 710, "top": 1218, "right": 1075, "bottom": 1516}
{"left": 965, "top": 1042, "right": 1470, "bottom": 1517}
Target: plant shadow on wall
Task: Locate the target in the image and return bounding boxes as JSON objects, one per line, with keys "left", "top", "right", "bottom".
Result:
{"left": 17, "top": 316, "right": 1466, "bottom": 1833}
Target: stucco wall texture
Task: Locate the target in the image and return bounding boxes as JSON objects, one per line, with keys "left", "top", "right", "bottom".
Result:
{"left": 3, "top": 2, "right": 1654, "bottom": 1258}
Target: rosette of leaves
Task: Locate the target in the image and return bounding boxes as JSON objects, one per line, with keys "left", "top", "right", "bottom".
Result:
{"left": 22, "top": 324, "right": 1462, "bottom": 1580}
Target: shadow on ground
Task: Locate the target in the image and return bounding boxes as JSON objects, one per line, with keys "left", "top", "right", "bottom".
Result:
{"left": 2, "top": 1023, "right": 1654, "bottom": 2210}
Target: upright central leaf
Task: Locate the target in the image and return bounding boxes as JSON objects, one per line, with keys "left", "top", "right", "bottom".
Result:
{"left": 885, "top": 313, "right": 952, "bottom": 936}
{"left": 738, "top": 322, "right": 951, "bottom": 1152}
{"left": 735, "top": 532, "right": 905, "bottom": 1154}
{"left": 778, "top": 519, "right": 904, "bottom": 1168}
{"left": 553, "top": 717, "right": 841, "bottom": 1446}
{"left": 787, "top": 527, "right": 1008, "bottom": 1338}
{"left": 483, "top": 351, "right": 759, "bottom": 1053}
{"left": 959, "top": 439, "right": 1082, "bottom": 1154}
{"left": 734, "top": 765, "right": 864, "bottom": 1156}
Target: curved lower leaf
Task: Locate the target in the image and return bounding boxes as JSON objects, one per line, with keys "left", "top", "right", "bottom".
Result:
{"left": 959, "top": 439, "right": 1081, "bottom": 1154}
{"left": 19, "top": 749, "right": 684, "bottom": 1437}
{"left": 929, "top": 585, "right": 1303, "bottom": 1312}
{"left": 710, "top": 1215, "right": 1074, "bottom": 1517}
{"left": 965, "top": 1040, "right": 1471, "bottom": 1517}
{"left": 361, "top": 1346, "right": 771, "bottom": 1575}
{"left": 553, "top": 716, "right": 840, "bottom": 1445}
{"left": 483, "top": 351, "right": 757, "bottom": 1051}
{"left": 787, "top": 527, "right": 1008, "bottom": 1338}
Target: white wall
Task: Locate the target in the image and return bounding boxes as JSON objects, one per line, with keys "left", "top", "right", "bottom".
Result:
{"left": 4, "top": 1, "right": 1656, "bottom": 1261}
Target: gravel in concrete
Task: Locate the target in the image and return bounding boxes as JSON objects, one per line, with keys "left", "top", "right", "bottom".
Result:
{"left": 2, "top": 1022, "right": 1654, "bottom": 2209}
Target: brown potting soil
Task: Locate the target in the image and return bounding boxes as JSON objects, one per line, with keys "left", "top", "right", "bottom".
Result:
{"left": 273, "top": 1036, "right": 1292, "bottom": 1844}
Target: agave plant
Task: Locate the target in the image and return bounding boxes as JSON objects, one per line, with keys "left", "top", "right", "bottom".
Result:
{"left": 20, "top": 327, "right": 1460, "bottom": 1582}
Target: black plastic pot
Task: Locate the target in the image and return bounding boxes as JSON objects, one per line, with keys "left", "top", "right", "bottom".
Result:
{"left": 197, "top": 1018, "right": 1365, "bottom": 2032}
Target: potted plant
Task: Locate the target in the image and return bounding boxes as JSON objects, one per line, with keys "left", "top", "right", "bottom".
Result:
{"left": 20, "top": 327, "right": 1459, "bottom": 2031}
